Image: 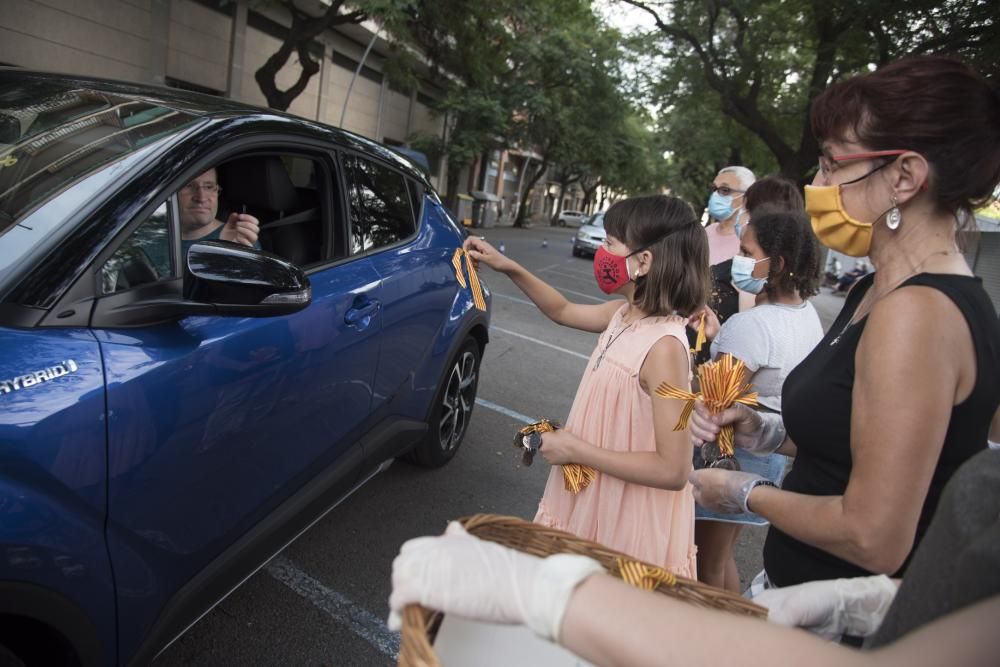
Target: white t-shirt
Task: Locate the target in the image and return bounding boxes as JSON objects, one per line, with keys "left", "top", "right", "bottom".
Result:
{"left": 710, "top": 301, "right": 824, "bottom": 412}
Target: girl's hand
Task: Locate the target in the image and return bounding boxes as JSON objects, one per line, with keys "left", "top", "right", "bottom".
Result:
{"left": 687, "top": 305, "right": 720, "bottom": 342}
{"left": 539, "top": 429, "right": 584, "bottom": 466}
{"left": 463, "top": 236, "right": 516, "bottom": 274}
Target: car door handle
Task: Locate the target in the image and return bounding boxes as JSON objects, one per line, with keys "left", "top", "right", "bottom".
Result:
{"left": 345, "top": 301, "right": 380, "bottom": 325}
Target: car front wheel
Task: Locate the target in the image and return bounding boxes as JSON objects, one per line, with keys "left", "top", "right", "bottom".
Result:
{"left": 411, "top": 336, "right": 481, "bottom": 467}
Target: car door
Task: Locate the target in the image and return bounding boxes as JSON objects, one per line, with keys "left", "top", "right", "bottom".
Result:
{"left": 342, "top": 154, "right": 457, "bottom": 421}
{"left": 91, "top": 150, "right": 384, "bottom": 662}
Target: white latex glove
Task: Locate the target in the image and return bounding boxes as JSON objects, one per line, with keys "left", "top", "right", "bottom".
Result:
{"left": 688, "top": 400, "right": 786, "bottom": 455}
{"left": 388, "top": 522, "right": 604, "bottom": 642}
{"left": 753, "top": 575, "right": 899, "bottom": 640}
{"left": 689, "top": 469, "right": 768, "bottom": 514}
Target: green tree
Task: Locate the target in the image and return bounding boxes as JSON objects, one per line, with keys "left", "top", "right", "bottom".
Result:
{"left": 622, "top": 0, "right": 998, "bottom": 192}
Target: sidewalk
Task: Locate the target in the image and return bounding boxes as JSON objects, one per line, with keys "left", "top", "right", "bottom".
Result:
{"left": 810, "top": 288, "right": 844, "bottom": 332}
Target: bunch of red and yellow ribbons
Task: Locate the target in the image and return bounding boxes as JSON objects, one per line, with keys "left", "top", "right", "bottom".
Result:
{"left": 452, "top": 248, "right": 487, "bottom": 311}
{"left": 514, "top": 419, "right": 597, "bottom": 494}
{"left": 654, "top": 353, "right": 758, "bottom": 457}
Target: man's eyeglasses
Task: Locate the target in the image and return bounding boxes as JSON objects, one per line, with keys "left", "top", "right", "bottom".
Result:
{"left": 182, "top": 182, "right": 221, "bottom": 195}
{"left": 817, "top": 150, "right": 908, "bottom": 178}
{"left": 709, "top": 185, "right": 745, "bottom": 197}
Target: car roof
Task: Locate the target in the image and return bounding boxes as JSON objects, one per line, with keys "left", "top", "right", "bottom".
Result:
{"left": 0, "top": 68, "right": 432, "bottom": 185}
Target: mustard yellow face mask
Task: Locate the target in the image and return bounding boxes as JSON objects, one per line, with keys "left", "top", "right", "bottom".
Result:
{"left": 804, "top": 184, "right": 875, "bottom": 257}
{"left": 805, "top": 151, "right": 909, "bottom": 257}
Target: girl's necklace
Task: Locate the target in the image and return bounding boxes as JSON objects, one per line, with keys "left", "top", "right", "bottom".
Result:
{"left": 592, "top": 312, "right": 652, "bottom": 371}
{"left": 829, "top": 249, "right": 959, "bottom": 346}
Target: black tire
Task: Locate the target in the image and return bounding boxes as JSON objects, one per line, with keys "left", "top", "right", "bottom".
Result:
{"left": 571, "top": 246, "right": 582, "bottom": 257}
{"left": 411, "top": 336, "right": 481, "bottom": 467}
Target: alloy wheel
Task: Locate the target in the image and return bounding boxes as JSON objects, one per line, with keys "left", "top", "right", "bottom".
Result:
{"left": 437, "top": 350, "right": 477, "bottom": 452}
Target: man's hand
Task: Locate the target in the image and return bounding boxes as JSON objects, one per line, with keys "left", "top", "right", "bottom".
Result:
{"left": 220, "top": 212, "right": 260, "bottom": 247}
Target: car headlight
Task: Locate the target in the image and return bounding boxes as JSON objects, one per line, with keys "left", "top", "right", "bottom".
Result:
{"left": 576, "top": 231, "right": 587, "bottom": 240}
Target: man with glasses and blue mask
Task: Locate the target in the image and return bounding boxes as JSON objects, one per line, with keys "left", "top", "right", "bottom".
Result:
{"left": 179, "top": 168, "right": 261, "bottom": 254}
{"left": 706, "top": 165, "right": 755, "bottom": 266}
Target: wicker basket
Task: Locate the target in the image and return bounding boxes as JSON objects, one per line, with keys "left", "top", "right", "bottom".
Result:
{"left": 398, "top": 514, "right": 766, "bottom": 667}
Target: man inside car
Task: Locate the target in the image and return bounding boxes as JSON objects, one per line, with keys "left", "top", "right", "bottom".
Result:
{"left": 180, "top": 167, "right": 261, "bottom": 254}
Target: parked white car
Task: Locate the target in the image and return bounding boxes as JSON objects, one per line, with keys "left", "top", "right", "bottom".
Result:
{"left": 555, "top": 209, "right": 588, "bottom": 227}
{"left": 572, "top": 212, "right": 606, "bottom": 257}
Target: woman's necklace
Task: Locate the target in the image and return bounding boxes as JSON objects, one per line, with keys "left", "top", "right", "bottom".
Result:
{"left": 829, "top": 248, "right": 959, "bottom": 346}
{"left": 592, "top": 312, "right": 652, "bottom": 371}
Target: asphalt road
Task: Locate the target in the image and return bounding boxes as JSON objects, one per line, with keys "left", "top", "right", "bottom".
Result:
{"left": 156, "top": 224, "right": 842, "bottom": 666}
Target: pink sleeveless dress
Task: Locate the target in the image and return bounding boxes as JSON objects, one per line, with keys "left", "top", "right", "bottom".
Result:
{"left": 534, "top": 305, "right": 697, "bottom": 578}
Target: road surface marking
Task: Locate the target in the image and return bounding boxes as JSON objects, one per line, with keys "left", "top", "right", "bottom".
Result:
{"left": 491, "top": 326, "right": 591, "bottom": 361}
{"left": 267, "top": 556, "right": 399, "bottom": 659}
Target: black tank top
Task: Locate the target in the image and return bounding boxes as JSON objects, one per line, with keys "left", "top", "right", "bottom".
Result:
{"left": 764, "top": 273, "right": 1000, "bottom": 587}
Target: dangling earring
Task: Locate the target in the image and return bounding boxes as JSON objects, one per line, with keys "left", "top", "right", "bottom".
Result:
{"left": 887, "top": 195, "right": 902, "bottom": 231}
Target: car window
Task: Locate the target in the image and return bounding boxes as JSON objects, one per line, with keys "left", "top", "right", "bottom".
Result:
{"left": 100, "top": 201, "right": 173, "bottom": 294}
{"left": 345, "top": 155, "right": 416, "bottom": 254}
{"left": 0, "top": 88, "right": 197, "bottom": 233}
{"left": 214, "top": 153, "right": 333, "bottom": 266}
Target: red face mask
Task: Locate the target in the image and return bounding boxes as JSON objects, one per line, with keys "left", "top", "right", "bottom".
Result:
{"left": 593, "top": 246, "right": 633, "bottom": 294}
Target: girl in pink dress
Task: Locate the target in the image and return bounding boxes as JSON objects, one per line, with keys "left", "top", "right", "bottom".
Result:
{"left": 464, "top": 195, "right": 710, "bottom": 577}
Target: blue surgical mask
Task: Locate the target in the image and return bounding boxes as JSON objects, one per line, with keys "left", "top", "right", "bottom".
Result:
{"left": 708, "top": 192, "right": 736, "bottom": 221}
{"left": 731, "top": 254, "right": 770, "bottom": 294}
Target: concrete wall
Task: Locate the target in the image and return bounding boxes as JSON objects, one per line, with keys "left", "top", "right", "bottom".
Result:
{"left": 0, "top": 0, "right": 447, "bottom": 188}
{"left": 0, "top": 0, "right": 154, "bottom": 82}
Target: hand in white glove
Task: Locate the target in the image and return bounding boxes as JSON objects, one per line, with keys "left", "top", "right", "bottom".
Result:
{"left": 388, "top": 522, "right": 604, "bottom": 642}
{"left": 688, "top": 400, "right": 785, "bottom": 455}
{"left": 689, "top": 469, "right": 768, "bottom": 514}
{"left": 753, "top": 575, "right": 899, "bottom": 640}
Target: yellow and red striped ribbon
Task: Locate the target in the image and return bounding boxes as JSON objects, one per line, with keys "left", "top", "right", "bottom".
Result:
{"left": 654, "top": 353, "right": 758, "bottom": 456}
{"left": 516, "top": 419, "right": 597, "bottom": 494}
{"left": 452, "top": 248, "right": 486, "bottom": 311}
{"left": 689, "top": 311, "right": 707, "bottom": 354}
{"left": 616, "top": 558, "right": 677, "bottom": 591}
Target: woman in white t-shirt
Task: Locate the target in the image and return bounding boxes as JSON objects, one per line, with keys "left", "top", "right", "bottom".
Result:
{"left": 692, "top": 207, "right": 824, "bottom": 592}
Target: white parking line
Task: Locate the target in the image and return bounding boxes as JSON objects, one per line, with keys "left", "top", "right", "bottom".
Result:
{"left": 555, "top": 286, "right": 608, "bottom": 302}
{"left": 475, "top": 397, "right": 535, "bottom": 424}
{"left": 538, "top": 267, "right": 585, "bottom": 280}
{"left": 266, "top": 556, "right": 399, "bottom": 659}
{"left": 491, "top": 291, "right": 536, "bottom": 306}
{"left": 491, "top": 326, "right": 592, "bottom": 361}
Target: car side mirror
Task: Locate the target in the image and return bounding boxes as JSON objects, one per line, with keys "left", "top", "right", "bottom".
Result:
{"left": 184, "top": 241, "right": 311, "bottom": 316}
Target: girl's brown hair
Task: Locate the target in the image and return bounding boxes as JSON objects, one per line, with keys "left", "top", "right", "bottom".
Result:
{"left": 744, "top": 177, "right": 804, "bottom": 216}
{"left": 748, "top": 207, "right": 821, "bottom": 299}
{"left": 603, "top": 195, "right": 710, "bottom": 316}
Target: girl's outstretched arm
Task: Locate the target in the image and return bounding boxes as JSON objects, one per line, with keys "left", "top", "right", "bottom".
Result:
{"left": 464, "top": 237, "right": 623, "bottom": 333}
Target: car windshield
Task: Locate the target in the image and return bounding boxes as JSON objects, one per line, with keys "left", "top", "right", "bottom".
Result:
{"left": 586, "top": 213, "right": 604, "bottom": 228}
{"left": 0, "top": 83, "right": 198, "bottom": 234}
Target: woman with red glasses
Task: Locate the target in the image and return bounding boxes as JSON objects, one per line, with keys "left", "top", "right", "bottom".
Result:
{"left": 688, "top": 55, "right": 1000, "bottom": 597}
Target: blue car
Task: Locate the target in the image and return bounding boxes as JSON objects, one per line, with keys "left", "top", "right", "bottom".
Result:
{"left": 0, "top": 70, "right": 490, "bottom": 666}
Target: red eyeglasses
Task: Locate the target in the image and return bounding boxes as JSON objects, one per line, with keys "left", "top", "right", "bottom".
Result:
{"left": 817, "top": 150, "right": 908, "bottom": 177}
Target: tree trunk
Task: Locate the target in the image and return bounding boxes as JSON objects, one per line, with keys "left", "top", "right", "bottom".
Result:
{"left": 514, "top": 158, "right": 548, "bottom": 228}
{"left": 254, "top": 1, "right": 365, "bottom": 112}
{"left": 551, "top": 181, "right": 567, "bottom": 224}
{"left": 444, "top": 157, "right": 464, "bottom": 213}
